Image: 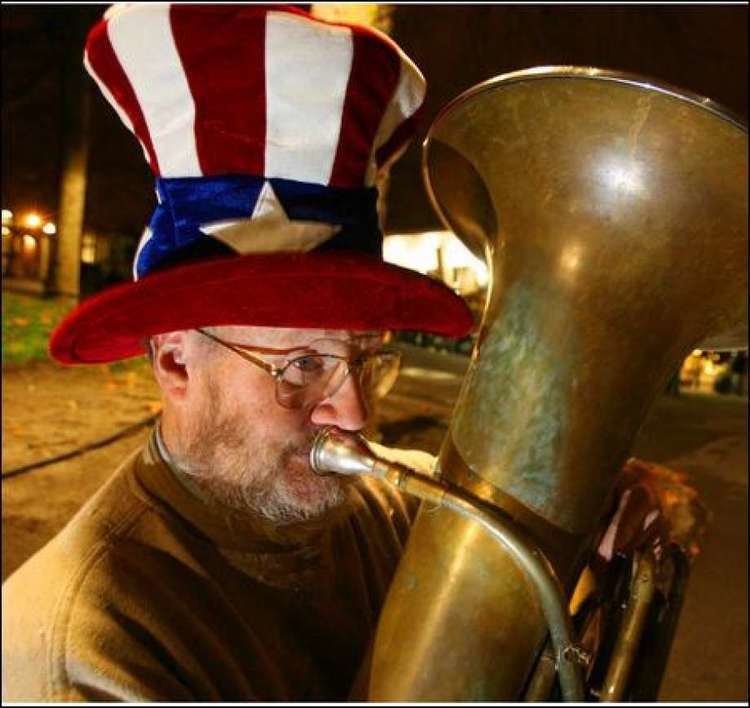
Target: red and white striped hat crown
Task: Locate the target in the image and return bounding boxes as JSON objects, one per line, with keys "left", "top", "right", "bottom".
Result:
{"left": 85, "top": 3, "right": 426, "bottom": 187}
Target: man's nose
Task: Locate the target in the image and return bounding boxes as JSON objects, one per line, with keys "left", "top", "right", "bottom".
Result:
{"left": 309, "top": 372, "right": 368, "bottom": 431}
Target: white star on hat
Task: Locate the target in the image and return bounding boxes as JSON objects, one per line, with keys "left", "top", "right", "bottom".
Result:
{"left": 198, "top": 181, "right": 340, "bottom": 254}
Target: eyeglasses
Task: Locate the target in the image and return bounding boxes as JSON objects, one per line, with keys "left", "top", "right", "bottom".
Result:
{"left": 195, "top": 328, "right": 401, "bottom": 410}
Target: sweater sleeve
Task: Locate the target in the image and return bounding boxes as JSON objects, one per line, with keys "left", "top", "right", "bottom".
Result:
{"left": 59, "top": 535, "right": 280, "bottom": 702}
{"left": 61, "top": 579, "right": 198, "bottom": 701}
{"left": 2, "top": 538, "right": 197, "bottom": 702}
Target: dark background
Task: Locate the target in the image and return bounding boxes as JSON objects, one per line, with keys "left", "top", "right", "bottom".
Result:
{"left": 2, "top": 4, "right": 747, "bottom": 275}
{"left": 387, "top": 4, "right": 748, "bottom": 230}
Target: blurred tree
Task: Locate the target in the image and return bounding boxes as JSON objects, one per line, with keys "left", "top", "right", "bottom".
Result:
{"left": 52, "top": 8, "right": 96, "bottom": 299}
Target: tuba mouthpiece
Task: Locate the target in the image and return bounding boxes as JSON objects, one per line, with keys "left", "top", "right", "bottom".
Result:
{"left": 310, "top": 426, "right": 384, "bottom": 478}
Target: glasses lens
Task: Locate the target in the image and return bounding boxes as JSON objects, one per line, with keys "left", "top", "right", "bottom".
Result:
{"left": 274, "top": 348, "right": 401, "bottom": 409}
{"left": 361, "top": 351, "right": 401, "bottom": 398}
{"left": 276, "top": 354, "right": 347, "bottom": 409}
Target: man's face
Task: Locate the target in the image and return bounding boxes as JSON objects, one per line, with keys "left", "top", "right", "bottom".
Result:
{"left": 158, "top": 326, "right": 378, "bottom": 525}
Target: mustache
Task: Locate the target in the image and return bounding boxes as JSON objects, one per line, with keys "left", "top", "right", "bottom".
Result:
{"left": 287, "top": 429, "right": 328, "bottom": 457}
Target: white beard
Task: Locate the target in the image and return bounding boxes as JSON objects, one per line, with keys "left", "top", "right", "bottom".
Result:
{"left": 167, "top": 375, "right": 350, "bottom": 526}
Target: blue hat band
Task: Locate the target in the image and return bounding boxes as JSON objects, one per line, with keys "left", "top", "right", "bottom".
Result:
{"left": 136, "top": 175, "right": 382, "bottom": 278}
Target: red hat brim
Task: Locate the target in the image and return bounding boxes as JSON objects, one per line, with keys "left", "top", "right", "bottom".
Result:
{"left": 49, "top": 251, "right": 475, "bottom": 364}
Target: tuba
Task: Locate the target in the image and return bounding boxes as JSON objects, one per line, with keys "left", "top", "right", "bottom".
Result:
{"left": 315, "top": 67, "right": 748, "bottom": 700}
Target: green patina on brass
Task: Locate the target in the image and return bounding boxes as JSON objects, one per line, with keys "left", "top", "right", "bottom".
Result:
{"left": 452, "top": 282, "right": 571, "bottom": 517}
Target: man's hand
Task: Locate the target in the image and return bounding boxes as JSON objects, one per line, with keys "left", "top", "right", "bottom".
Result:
{"left": 596, "top": 458, "right": 709, "bottom": 564}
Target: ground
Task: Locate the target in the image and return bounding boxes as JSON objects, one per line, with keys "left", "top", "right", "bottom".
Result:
{"left": 2, "top": 357, "right": 160, "bottom": 579}
{"left": 2, "top": 347, "right": 747, "bottom": 701}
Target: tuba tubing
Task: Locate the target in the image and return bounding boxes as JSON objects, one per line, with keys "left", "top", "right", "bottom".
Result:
{"left": 310, "top": 425, "right": 588, "bottom": 701}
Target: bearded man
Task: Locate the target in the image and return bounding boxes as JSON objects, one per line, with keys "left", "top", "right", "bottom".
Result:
{"left": 2, "top": 4, "right": 473, "bottom": 701}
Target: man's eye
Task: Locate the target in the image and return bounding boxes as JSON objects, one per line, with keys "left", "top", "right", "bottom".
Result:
{"left": 291, "top": 356, "right": 324, "bottom": 374}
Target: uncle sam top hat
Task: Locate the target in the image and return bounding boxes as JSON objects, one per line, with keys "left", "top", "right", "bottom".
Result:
{"left": 49, "top": 3, "right": 473, "bottom": 364}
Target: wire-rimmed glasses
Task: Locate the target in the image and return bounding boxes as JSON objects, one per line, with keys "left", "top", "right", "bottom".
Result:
{"left": 195, "top": 328, "right": 401, "bottom": 410}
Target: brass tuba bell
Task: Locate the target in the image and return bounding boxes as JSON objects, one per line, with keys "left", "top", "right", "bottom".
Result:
{"left": 365, "top": 67, "right": 747, "bottom": 700}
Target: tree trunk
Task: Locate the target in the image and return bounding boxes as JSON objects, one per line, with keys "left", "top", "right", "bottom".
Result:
{"left": 50, "top": 11, "right": 91, "bottom": 300}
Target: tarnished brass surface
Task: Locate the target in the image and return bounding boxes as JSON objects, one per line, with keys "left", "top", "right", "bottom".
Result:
{"left": 437, "top": 434, "right": 587, "bottom": 578}
{"left": 431, "top": 68, "right": 747, "bottom": 532}
{"left": 368, "top": 67, "right": 747, "bottom": 700}
{"left": 370, "top": 504, "right": 547, "bottom": 700}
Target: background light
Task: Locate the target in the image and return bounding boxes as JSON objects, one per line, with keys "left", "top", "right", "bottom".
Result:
{"left": 1, "top": 209, "right": 13, "bottom": 225}
{"left": 23, "top": 213, "right": 42, "bottom": 229}
{"left": 22, "top": 234, "right": 37, "bottom": 251}
{"left": 2, "top": 226, "right": 10, "bottom": 237}
{"left": 384, "top": 230, "right": 489, "bottom": 290}
{"left": 440, "top": 233, "right": 488, "bottom": 286}
{"left": 42, "top": 222, "right": 56, "bottom": 235}
{"left": 383, "top": 232, "right": 440, "bottom": 274}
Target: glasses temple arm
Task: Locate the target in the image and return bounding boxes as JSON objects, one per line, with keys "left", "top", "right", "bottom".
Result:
{"left": 195, "top": 328, "right": 281, "bottom": 377}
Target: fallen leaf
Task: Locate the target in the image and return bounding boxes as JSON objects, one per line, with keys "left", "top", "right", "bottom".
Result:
{"left": 11, "top": 317, "right": 29, "bottom": 326}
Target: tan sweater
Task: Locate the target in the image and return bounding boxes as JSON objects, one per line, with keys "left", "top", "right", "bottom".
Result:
{"left": 2, "top": 431, "right": 434, "bottom": 701}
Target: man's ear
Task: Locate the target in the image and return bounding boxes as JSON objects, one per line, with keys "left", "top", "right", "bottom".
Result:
{"left": 151, "top": 331, "right": 190, "bottom": 399}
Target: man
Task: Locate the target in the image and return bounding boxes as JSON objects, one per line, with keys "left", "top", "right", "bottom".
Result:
{"left": 2, "top": 4, "right": 473, "bottom": 701}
